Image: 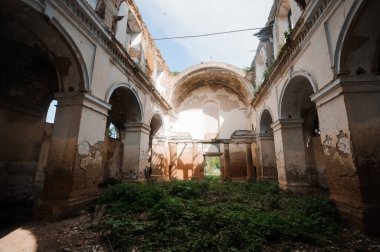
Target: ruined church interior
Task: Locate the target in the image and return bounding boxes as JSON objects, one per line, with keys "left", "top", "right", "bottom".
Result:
{"left": 0, "top": 0, "right": 380, "bottom": 250}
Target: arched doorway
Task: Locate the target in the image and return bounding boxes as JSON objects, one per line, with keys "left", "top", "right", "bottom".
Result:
{"left": 258, "top": 109, "right": 278, "bottom": 180}
{"left": 0, "top": 41, "right": 59, "bottom": 224}
{"left": 328, "top": 0, "right": 380, "bottom": 234}
{"left": 148, "top": 113, "right": 168, "bottom": 179}
{"left": 274, "top": 75, "right": 326, "bottom": 189}
{"left": 105, "top": 85, "right": 147, "bottom": 181}
{"left": 0, "top": 1, "right": 92, "bottom": 222}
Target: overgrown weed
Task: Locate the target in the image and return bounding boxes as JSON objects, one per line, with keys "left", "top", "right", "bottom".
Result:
{"left": 96, "top": 180, "right": 339, "bottom": 251}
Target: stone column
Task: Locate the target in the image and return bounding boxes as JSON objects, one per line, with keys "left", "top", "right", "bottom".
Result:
{"left": 35, "top": 92, "right": 110, "bottom": 218}
{"left": 311, "top": 77, "right": 380, "bottom": 235}
{"left": 257, "top": 133, "right": 278, "bottom": 180}
{"left": 223, "top": 142, "right": 231, "bottom": 181}
{"left": 192, "top": 142, "right": 204, "bottom": 179}
{"left": 150, "top": 136, "right": 168, "bottom": 179}
{"left": 123, "top": 123, "right": 151, "bottom": 180}
{"left": 246, "top": 142, "right": 255, "bottom": 181}
{"left": 169, "top": 142, "right": 178, "bottom": 179}
{"left": 272, "top": 119, "right": 310, "bottom": 191}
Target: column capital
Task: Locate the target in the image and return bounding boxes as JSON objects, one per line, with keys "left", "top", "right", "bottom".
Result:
{"left": 310, "top": 76, "right": 380, "bottom": 105}
{"left": 125, "top": 122, "right": 151, "bottom": 134}
{"left": 54, "top": 92, "right": 111, "bottom": 116}
{"left": 257, "top": 133, "right": 274, "bottom": 140}
{"left": 271, "top": 119, "right": 304, "bottom": 132}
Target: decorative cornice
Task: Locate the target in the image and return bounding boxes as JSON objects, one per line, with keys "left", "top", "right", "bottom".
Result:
{"left": 52, "top": 0, "right": 171, "bottom": 111}
{"left": 310, "top": 76, "right": 380, "bottom": 106}
{"left": 253, "top": 0, "right": 334, "bottom": 107}
{"left": 125, "top": 122, "right": 151, "bottom": 134}
{"left": 271, "top": 119, "right": 304, "bottom": 132}
{"left": 55, "top": 92, "right": 111, "bottom": 116}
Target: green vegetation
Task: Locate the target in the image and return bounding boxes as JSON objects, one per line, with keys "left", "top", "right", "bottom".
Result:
{"left": 284, "top": 28, "right": 293, "bottom": 44}
{"left": 170, "top": 71, "right": 181, "bottom": 76}
{"left": 262, "top": 60, "right": 274, "bottom": 82}
{"left": 96, "top": 180, "right": 339, "bottom": 251}
{"left": 204, "top": 156, "right": 220, "bottom": 177}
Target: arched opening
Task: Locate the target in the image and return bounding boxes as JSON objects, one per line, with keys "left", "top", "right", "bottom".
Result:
{"left": 0, "top": 41, "right": 59, "bottom": 225}
{"left": 339, "top": 0, "right": 380, "bottom": 77}
{"left": 46, "top": 100, "right": 58, "bottom": 124}
{"left": 255, "top": 45, "right": 269, "bottom": 86}
{"left": 0, "top": 1, "right": 87, "bottom": 224}
{"left": 103, "top": 86, "right": 143, "bottom": 182}
{"left": 154, "top": 62, "right": 165, "bottom": 94}
{"left": 335, "top": 0, "right": 380, "bottom": 234}
{"left": 273, "top": 0, "right": 291, "bottom": 57}
{"left": 126, "top": 11, "right": 143, "bottom": 66}
{"left": 258, "top": 109, "right": 278, "bottom": 180}
{"left": 149, "top": 113, "right": 167, "bottom": 179}
{"left": 115, "top": 2, "right": 129, "bottom": 47}
{"left": 203, "top": 101, "right": 219, "bottom": 139}
{"left": 171, "top": 63, "right": 252, "bottom": 181}
{"left": 280, "top": 76, "right": 326, "bottom": 188}
{"left": 260, "top": 110, "right": 274, "bottom": 134}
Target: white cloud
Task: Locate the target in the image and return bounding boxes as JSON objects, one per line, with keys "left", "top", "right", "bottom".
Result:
{"left": 135, "top": 0, "right": 273, "bottom": 70}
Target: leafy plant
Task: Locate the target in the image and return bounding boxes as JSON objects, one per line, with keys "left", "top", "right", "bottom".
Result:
{"left": 284, "top": 28, "right": 293, "bottom": 44}
{"left": 95, "top": 180, "right": 339, "bottom": 251}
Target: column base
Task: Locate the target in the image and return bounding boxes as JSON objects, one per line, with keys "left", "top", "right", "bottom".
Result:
{"left": 246, "top": 177, "right": 256, "bottom": 182}
{"left": 261, "top": 176, "right": 278, "bottom": 181}
{"left": 34, "top": 194, "right": 98, "bottom": 219}
{"left": 335, "top": 202, "right": 380, "bottom": 236}
{"left": 279, "top": 182, "right": 322, "bottom": 194}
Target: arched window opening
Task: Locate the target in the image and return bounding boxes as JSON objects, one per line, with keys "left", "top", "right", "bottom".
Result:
{"left": 126, "top": 12, "right": 142, "bottom": 47}
{"left": 288, "top": 9, "right": 293, "bottom": 29}
{"left": 273, "top": 0, "right": 293, "bottom": 57}
{"left": 108, "top": 122, "right": 120, "bottom": 139}
{"left": 86, "top": 0, "right": 98, "bottom": 9}
{"left": 155, "top": 62, "right": 165, "bottom": 94}
{"left": 260, "top": 109, "right": 273, "bottom": 134}
{"left": 280, "top": 76, "right": 327, "bottom": 188}
{"left": 46, "top": 100, "right": 57, "bottom": 123}
{"left": 115, "top": 2, "right": 129, "bottom": 45}
{"left": 203, "top": 101, "right": 219, "bottom": 139}
{"left": 255, "top": 45, "right": 269, "bottom": 85}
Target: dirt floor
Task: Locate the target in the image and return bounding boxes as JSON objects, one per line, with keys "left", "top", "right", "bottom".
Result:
{"left": 0, "top": 211, "right": 109, "bottom": 252}
{"left": 0, "top": 209, "right": 380, "bottom": 252}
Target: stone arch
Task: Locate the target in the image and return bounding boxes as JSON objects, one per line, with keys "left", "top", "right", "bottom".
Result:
{"left": 149, "top": 112, "right": 164, "bottom": 136}
{"left": 51, "top": 20, "right": 90, "bottom": 92}
{"left": 148, "top": 112, "right": 168, "bottom": 179}
{"left": 0, "top": 1, "right": 90, "bottom": 93}
{"left": 106, "top": 82, "right": 144, "bottom": 121}
{"left": 279, "top": 73, "right": 317, "bottom": 119}
{"left": 107, "top": 84, "right": 143, "bottom": 127}
{"left": 277, "top": 74, "right": 327, "bottom": 188}
{"left": 257, "top": 108, "right": 278, "bottom": 180}
{"left": 102, "top": 83, "right": 146, "bottom": 182}
{"left": 335, "top": 0, "right": 380, "bottom": 77}
{"left": 0, "top": 0, "right": 90, "bottom": 219}
{"left": 331, "top": 0, "right": 380, "bottom": 234}
{"left": 170, "top": 62, "right": 254, "bottom": 108}
{"left": 259, "top": 109, "right": 274, "bottom": 134}
{"left": 334, "top": 0, "right": 364, "bottom": 76}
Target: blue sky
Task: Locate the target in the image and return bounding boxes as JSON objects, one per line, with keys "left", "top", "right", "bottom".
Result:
{"left": 135, "top": 0, "right": 274, "bottom": 72}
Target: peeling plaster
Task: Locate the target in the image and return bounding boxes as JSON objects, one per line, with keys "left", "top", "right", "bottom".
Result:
{"left": 77, "top": 140, "right": 103, "bottom": 169}
{"left": 337, "top": 130, "right": 351, "bottom": 155}
{"left": 323, "top": 135, "right": 333, "bottom": 156}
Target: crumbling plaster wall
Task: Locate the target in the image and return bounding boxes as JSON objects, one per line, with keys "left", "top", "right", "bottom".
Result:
{"left": 0, "top": 109, "right": 47, "bottom": 203}
{"left": 172, "top": 85, "right": 249, "bottom": 140}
